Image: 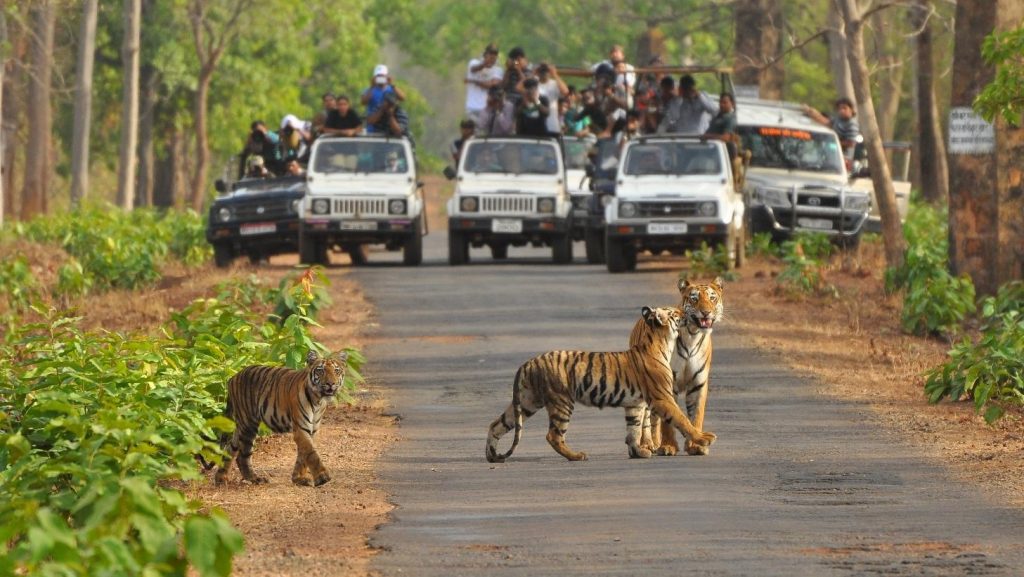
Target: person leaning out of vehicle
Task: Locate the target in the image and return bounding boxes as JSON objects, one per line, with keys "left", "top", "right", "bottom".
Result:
{"left": 238, "top": 120, "right": 281, "bottom": 179}
{"left": 701, "top": 92, "right": 741, "bottom": 186}
{"left": 801, "top": 97, "right": 861, "bottom": 164}
{"left": 321, "top": 95, "right": 363, "bottom": 137}
{"left": 365, "top": 92, "right": 413, "bottom": 145}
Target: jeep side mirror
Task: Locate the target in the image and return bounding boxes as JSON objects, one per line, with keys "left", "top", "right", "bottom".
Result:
{"left": 214, "top": 179, "right": 227, "bottom": 193}
{"left": 442, "top": 166, "right": 457, "bottom": 180}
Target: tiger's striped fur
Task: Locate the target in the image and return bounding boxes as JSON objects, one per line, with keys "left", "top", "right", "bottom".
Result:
{"left": 485, "top": 306, "right": 716, "bottom": 462}
{"left": 213, "top": 349, "right": 348, "bottom": 486}
{"left": 632, "top": 277, "right": 723, "bottom": 457}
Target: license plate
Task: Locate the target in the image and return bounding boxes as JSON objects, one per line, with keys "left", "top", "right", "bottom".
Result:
{"left": 798, "top": 218, "right": 834, "bottom": 230}
{"left": 647, "top": 222, "right": 688, "bottom": 234}
{"left": 340, "top": 220, "right": 377, "bottom": 231}
{"left": 491, "top": 219, "right": 523, "bottom": 234}
{"left": 239, "top": 222, "right": 276, "bottom": 236}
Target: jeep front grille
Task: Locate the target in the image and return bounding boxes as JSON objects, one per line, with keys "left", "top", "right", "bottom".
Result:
{"left": 796, "top": 192, "right": 841, "bottom": 208}
{"left": 333, "top": 198, "right": 387, "bottom": 216}
{"left": 637, "top": 201, "right": 699, "bottom": 218}
{"left": 232, "top": 201, "right": 292, "bottom": 221}
{"left": 480, "top": 195, "right": 535, "bottom": 214}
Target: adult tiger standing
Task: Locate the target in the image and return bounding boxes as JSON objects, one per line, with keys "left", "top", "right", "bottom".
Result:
{"left": 210, "top": 349, "right": 348, "bottom": 486}
{"left": 633, "top": 277, "right": 723, "bottom": 457}
{"left": 485, "top": 306, "right": 716, "bottom": 463}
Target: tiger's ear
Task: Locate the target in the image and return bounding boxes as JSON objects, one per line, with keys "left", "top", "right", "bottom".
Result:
{"left": 334, "top": 350, "right": 349, "bottom": 364}
{"left": 306, "top": 349, "right": 321, "bottom": 366}
{"left": 712, "top": 276, "right": 724, "bottom": 293}
{"left": 642, "top": 306, "right": 655, "bottom": 325}
{"left": 678, "top": 278, "right": 693, "bottom": 293}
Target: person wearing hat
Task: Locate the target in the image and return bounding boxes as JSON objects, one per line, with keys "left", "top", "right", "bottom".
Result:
{"left": 237, "top": 120, "right": 281, "bottom": 179}
{"left": 657, "top": 74, "right": 718, "bottom": 135}
{"left": 465, "top": 44, "right": 504, "bottom": 127}
{"left": 477, "top": 86, "right": 515, "bottom": 136}
{"left": 451, "top": 118, "right": 476, "bottom": 166}
{"left": 278, "top": 114, "right": 313, "bottom": 163}
{"left": 501, "top": 47, "right": 530, "bottom": 105}
{"left": 361, "top": 63, "right": 405, "bottom": 132}
{"left": 245, "top": 154, "right": 270, "bottom": 178}
{"left": 516, "top": 77, "right": 552, "bottom": 137}
{"left": 529, "top": 63, "right": 568, "bottom": 134}
{"left": 365, "top": 91, "right": 413, "bottom": 144}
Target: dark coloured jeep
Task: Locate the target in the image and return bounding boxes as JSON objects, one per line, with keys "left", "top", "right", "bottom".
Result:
{"left": 205, "top": 175, "right": 306, "bottom": 267}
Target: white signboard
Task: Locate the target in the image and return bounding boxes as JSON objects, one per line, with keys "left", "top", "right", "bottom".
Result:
{"left": 733, "top": 84, "right": 760, "bottom": 100}
{"left": 948, "top": 107, "right": 995, "bottom": 154}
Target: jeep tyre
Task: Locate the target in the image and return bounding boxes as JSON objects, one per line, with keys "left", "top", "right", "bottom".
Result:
{"left": 298, "top": 234, "right": 321, "bottom": 265}
{"left": 490, "top": 242, "right": 508, "bottom": 260}
{"left": 344, "top": 244, "right": 367, "bottom": 266}
{"left": 213, "top": 243, "right": 234, "bottom": 268}
{"left": 448, "top": 229, "right": 469, "bottom": 265}
{"left": 552, "top": 233, "right": 573, "bottom": 264}
{"left": 605, "top": 234, "right": 636, "bottom": 273}
{"left": 403, "top": 216, "right": 424, "bottom": 266}
{"left": 584, "top": 227, "right": 605, "bottom": 264}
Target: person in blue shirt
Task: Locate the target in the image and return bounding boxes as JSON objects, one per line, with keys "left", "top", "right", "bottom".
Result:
{"left": 361, "top": 64, "right": 406, "bottom": 133}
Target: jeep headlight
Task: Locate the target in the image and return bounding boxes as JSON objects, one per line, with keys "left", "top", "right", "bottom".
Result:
{"left": 844, "top": 193, "right": 871, "bottom": 211}
{"left": 312, "top": 198, "right": 330, "bottom": 215}
{"left": 600, "top": 194, "right": 614, "bottom": 207}
{"left": 460, "top": 196, "right": 479, "bottom": 212}
{"left": 698, "top": 201, "right": 717, "bottom": 217}
{"left": 755, "top": 187, "right": 791, "bottom": 207}
{"left": 619, "top": 202, "right": 637, "bottom": 218}
{"left": 389, "top": 199, "right": 407, "bottom": 215}
{"left": 537, "top": 197, "right": 555, "bottom": 213}
{"left": 217, "top": 207, "right": 232, "bottom": 223}
{"left": 290, "top": 199, "right": 301, "bottom": 213}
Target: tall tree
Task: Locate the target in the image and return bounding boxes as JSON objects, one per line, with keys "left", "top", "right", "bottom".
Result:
{"left": 948, "top": 2, "right": 1024, "bottom": 296}
{"left": 20, "top": 0, "right": 54, "bottom": 219}
{"left": 70, "top": 0, "right": 99, "bottom": 206}
{"left": 827, "top": 1, "right": 854, "bottom": 101}
{"left": 0, "top": 8, "right": 6, "bottom": 228}
{"left": 910, "top": 0, "right": 949, "bottom": 205}
{"left": 868, "top": 9, "right": 906, "bottom": 142}
{"left": 117, "top": 0, "right": 141, "bottom": 210}
{"left": 186, "top": 0, "right": 252, "bottom": 212}
{"left": 733, "top": 0, "right": 784, "bottom": 99}
{"left": 837, "top": 0, "right": 905, "bottom": 269}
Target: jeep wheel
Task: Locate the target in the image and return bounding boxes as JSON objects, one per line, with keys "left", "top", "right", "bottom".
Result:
{"left": 448, "top": 229, "right": 469, "bottom": 265}
{"left": 490, "top": 242, "right": 508, "bottom": 260}
{"left": 552, "top": 233, "right": 573, "bottom": 264}
{"left": 403, "top": 217, "right": 424, "bottom": 266}
{"left": 213, "top": 243, "right": 234, "bottom": 268}
{"left": 298, "top": 234, "right": 318, "bottom": 265}
{"left": 345, "top": 244, "right": 367, "bottom": 266}
{"left": 606, "top": 234, "right": 631, "bottom": 273}
{"left": 584, "top": 227, "right": 605, "bottom": 264}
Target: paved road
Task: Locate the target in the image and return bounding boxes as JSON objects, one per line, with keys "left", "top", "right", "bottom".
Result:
{"left": 353, "top": 235, "right": 1024, "bottom": 576}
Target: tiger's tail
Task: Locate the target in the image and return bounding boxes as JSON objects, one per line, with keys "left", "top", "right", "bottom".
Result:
{"left": 486, "top": 365, "right": 525, "bottom": 463}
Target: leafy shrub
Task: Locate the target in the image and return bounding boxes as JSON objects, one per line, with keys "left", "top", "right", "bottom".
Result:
{"left": 0, "top": 256, "right": 38, "bottom": 310}
{"left": 775, "top": 233, "right": 836, "bottom": 298}
{"left": 0, "top": 268, "right": 360, "bottom": 575}
{"left": 885, "top": 203, "right": 976, "bottom": 337}
{"left": 924, "top": 281, "right": 1024, "bottom": 423}
{"left": 748, "top": 232, "right": 779, "bottom": 258}
{"left": 683, "top": 241, "right": 737, "bottom": 281}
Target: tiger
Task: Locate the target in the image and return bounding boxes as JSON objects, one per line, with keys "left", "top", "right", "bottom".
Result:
{"left": 209, "top": 349, "right": 348, "bottom": 486}
{"left": 632, "top": 277, "right": 723, "bottom": 457}
{"left": 485, "top": 306, "right": 716, "bottom": 463}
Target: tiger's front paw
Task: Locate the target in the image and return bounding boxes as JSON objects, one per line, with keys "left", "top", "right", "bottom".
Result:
{"left": 244, "top": 475, "right": 269, "bottom": 485}
{"left": 692, "top": 431, "right": 716, "bottom": 447}
{"left": 657, "top": 444, "right": 679, "bottom": 456}
{"left": 629, "top": 446, "right": 653, "bottom": 459}
{"left": 313, "top": 471, "right": 331, "bottom": 487}
{"left": 292, "top": 475, "right": 313, "bottom": 486}
{"left": 685, "top": 441, "right": 710, "bottom": 456}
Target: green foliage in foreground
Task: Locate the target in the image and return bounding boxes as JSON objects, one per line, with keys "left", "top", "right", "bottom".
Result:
{"left": 924, "top": 282, "right": 1024, "bottom": 423}
{"left": 10, "top": 204, "right": 212, "bottom": 297}
{"left": 775, "top": 232, "right": 836, "bottom": 298}
{"left": 885, "top": 202, "right": 975, "bottom": 337}
{"left": 683, "top": 241, "right": 738, "bottom": 282}
{"left": 0, "top": 267, "right": 360, "bottom": 575}
{"left": 975, "top": 26, "right": 1024, "bottom": 126}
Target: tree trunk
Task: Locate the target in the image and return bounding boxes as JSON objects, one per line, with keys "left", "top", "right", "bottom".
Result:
{"left": 732, "top": 0, "right": 784, "bottom": 100}
{"left": 0, "top": 10, "right": 6, "bottom": 228}
{"left": 634, "top": 23, "right": 665, "bottom": 69}
{"left": 20, "top": 0, "right": 54, "bottom": 220}
{"left": 1, "top": 9, "right": 25, "bottom": 219}
{"left": 137, "top": 63, "right": 158, "bottom": 208}
{"left": 912, "top": 0, "right": 949, "bottom": 205}
{"left": 117, "top": 0, "right": 141, "bottom": 211}
{"left": 70, "top": 0, "right": 99, "bottom": 206}
{"left": 190, "top": 67, "right": 213, "bottom": 211}
{"left": 838, "top": 0, "right": 905, "bottom": 270}
{"left": 947, "top": 0, "right": 1024, "bottom": 296}
{"left": 868, "top": 10, "right": 905, "bottom": 142}
{"left": 827, "top": 2, "right": 854, "bottom": 102}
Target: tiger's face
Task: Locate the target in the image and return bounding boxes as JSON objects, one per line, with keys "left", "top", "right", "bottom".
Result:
{"left": 305, "top": 349, "right": 348, "bottom": 398}
{"left": 678, "top": 277, "right": 724, "bottom": 331}
{"left": 641, "top": 306, "right": 684, "bottom": 341}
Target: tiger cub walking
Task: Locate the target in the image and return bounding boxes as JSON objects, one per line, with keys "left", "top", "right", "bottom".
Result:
{"left": 213, "top": 349, "right": 347, "bottom": 486}
{"left": 638, "top": 277, "right": 723, "bottom": 457}
{"left": 485, "top": 306, "right": 716, "bottom": 462}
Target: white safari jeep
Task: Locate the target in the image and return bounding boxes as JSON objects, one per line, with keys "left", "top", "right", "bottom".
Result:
{"left": 446, "top": 136, "right": 573, "bottom": 265}
{"left": 736, "top": 98, "right": 872, "bottom": 246}
{"left": 301, "top": 136, "right": 425, "bottom": 265}
{"left": 604, "top": 136, "right": 745, "bottom": 273}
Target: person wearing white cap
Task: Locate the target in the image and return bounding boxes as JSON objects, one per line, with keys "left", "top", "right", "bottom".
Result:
{"left": 279, "top": 114, "right": 313, "bottom": 163}
{"left": 361, "top": 63, "right": 405, "bottom": 132}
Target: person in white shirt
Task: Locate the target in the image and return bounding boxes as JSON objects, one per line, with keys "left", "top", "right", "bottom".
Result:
{"left": 591, "top": 44, "right": 636, "bottom": 108}
{"left": 532, "top": 63, "right": 569, "bottom": 134}
{"left": 464, "top": 44, "right": 504, "bottom": 127}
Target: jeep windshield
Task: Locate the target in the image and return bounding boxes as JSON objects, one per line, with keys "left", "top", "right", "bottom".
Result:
{"left": 312, "top": 140, "right": 410, "bottom": 174}
{"left": 563, "top": 139, "right": 590, "bottom": 170}
{"left": 462, "top": 141, "right": 559, "bottom": 175}
{"left": 738, "top": 126, "right": 844, "bottom": 175}
{"left": 623, "top": 141, "right": 722, "bottom": 176}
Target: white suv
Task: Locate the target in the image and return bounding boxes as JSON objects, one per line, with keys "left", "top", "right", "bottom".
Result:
{"left": 446, "top": 136, "right": 573, "bottom": 265}
{"left": 604, "top": 136, "right": 745, "bottom": 273}
{"left": 301, "top": 136, "right": 425, "bottom": 265}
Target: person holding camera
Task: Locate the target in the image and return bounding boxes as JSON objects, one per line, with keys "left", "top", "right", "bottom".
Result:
{"left": 516, "top": 77, "right": 552, "bottom": 137}
{"left": 366, "top": 92, "right": 412, "bottom": 144}
{"left": 237, "top": 120, "right": 281, "bottom": 179}
{"left": 465, "top": 44, "right": 504, "bottom": 126}
{"left": 658, "top": 74, "right": 719, "bottom": 135}
{"left": 478, "top": 86, "right": 515, "bottom": 136}
{"left": 501, "top": 47, "right": 530, "bottom": 106}
{"left": 279, "top": 114, "right": 313, "bottom": 163}
{"left": 362, "top": 64, "right": 406, "bottom": 132}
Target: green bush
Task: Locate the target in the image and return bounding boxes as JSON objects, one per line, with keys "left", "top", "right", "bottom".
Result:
{"left": 683, "top": 241, "right": 737, "bottom": 281}
{"left": 748, "top": 232, "right": 779, "bottom": 258}
{"left": 775, "top": 232, "right": 835, "bottom": 298}
{"left": 885, "top": 203, "right": 976, "bottom": 337}
{"left": 0, "top": 267, "right": 360, "bottom": 575}
{"left": 0, "top": 256, "right": 39, "bottom": 310}
{"left": 924, "top": 281, "right": 1024, "bottom": 423}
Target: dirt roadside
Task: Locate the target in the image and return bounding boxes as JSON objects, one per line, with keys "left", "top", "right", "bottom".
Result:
{"left": 7, "top": 177, "right": 1020, "bottom": 577}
